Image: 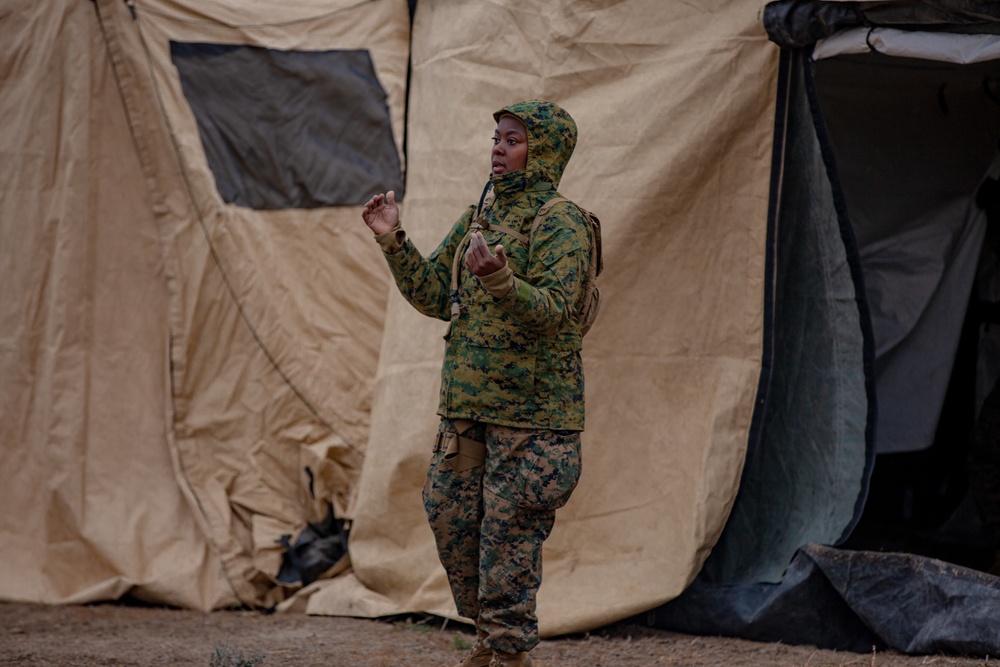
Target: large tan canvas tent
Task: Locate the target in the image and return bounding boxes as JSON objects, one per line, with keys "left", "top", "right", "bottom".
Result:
{"left": 0, "top": 0, "right": 409, "bottom": 609}
{"left": 3, "top": 0, "right": 1000, "bottom": 656}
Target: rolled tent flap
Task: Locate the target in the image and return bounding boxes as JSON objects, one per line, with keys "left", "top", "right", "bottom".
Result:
{"left": 763, "top": 0, "right": 1000, "bottom": 50}
{"left": 813, "top": 28, "right": 1000, "bottom": 65}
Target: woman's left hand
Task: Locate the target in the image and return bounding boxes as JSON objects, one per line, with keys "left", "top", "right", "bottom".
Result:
{"left": 464, "top": 232, "right": 507, "bottom": 276}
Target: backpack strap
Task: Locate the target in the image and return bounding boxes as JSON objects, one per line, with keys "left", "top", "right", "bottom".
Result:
{"left": 449, "top": 245, "right": 465, "bottom": 319}
{"left": 530, "top": 197, "right": 570, "bottom": 236}
{"left": 472, "top": 188, "right": 530, "bottom": 245}
{"left": 479, "top": 222, "right": 528, "bottom": 245}
{"left": 449, "top": 223, "right": 476, "bottom": 320}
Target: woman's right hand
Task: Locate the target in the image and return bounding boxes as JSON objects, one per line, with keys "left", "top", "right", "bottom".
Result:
{"left": 362, "top": 190, "right": 399, "bottom": 235}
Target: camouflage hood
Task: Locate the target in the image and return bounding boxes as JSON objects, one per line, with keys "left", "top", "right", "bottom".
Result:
{"left": 492, "top": 99, "right": 577, "bottom": 192}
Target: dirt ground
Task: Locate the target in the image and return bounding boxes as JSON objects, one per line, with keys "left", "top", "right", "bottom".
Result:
{"left": 0, "top": 601, "right": 992, "bottom": 667}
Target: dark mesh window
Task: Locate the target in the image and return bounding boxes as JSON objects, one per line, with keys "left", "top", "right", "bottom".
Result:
{"left": 170, "top": 42, "right": 403, "bottom": 209}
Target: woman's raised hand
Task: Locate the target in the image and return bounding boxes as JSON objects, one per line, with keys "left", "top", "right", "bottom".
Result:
{"left": 464, "top": 231, "right": 508, "bottom": 277}
{"left": 362, "top": 190, "right": 399, "bottom": 235}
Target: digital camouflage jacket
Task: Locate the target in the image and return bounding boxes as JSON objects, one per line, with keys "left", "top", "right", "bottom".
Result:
{"left": 383, "top": 100, "right": 592, "bottom": 430}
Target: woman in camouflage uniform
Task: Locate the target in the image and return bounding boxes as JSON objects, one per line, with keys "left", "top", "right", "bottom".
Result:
{"left": 362, "top": 99, "right": 592, "bottom": 667}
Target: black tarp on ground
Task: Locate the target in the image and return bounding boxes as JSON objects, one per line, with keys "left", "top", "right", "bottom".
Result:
{"left": 651, "top": 543, "right": 1000, "bottom": 655}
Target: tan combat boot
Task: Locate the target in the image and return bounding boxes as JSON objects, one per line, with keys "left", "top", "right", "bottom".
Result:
{"left": 489, "top": 651, "right": 533, "bottom": 667}
{"left": 452, "top": 628, "right": 492, "bottom": 667}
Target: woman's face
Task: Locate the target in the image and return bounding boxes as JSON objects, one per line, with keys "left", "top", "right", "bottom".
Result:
{"left": 491, "top": 115, "right": 528, "bottom": 176}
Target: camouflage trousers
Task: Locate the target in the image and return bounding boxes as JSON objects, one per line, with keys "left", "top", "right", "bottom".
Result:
{"left": 422, "top": 419, "right": 582, "bottom": 654}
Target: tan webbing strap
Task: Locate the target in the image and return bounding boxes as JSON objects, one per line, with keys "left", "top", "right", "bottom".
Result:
{"left": 483, "top": 223, "right": 528, "bottom": 245}
{"left": 443, "top": 419, "right": 486, "bottom": 472}
{"left": 529, "top": 197, "right": 569, "bottom": 235}
{"left": 449, "top": 227, "right": 475, "bottom": 320}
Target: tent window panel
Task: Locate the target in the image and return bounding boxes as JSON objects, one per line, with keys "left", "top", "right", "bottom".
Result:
{"left": 170, "top": 42, "right": 403, "bottom": 210}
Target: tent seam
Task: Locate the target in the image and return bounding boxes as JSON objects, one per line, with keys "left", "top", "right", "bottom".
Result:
{"left": 92, "top": 0, "right": 245, "bottom": 610}
{"left": 131, "top": 0, "right": 375, "bottom": 30}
